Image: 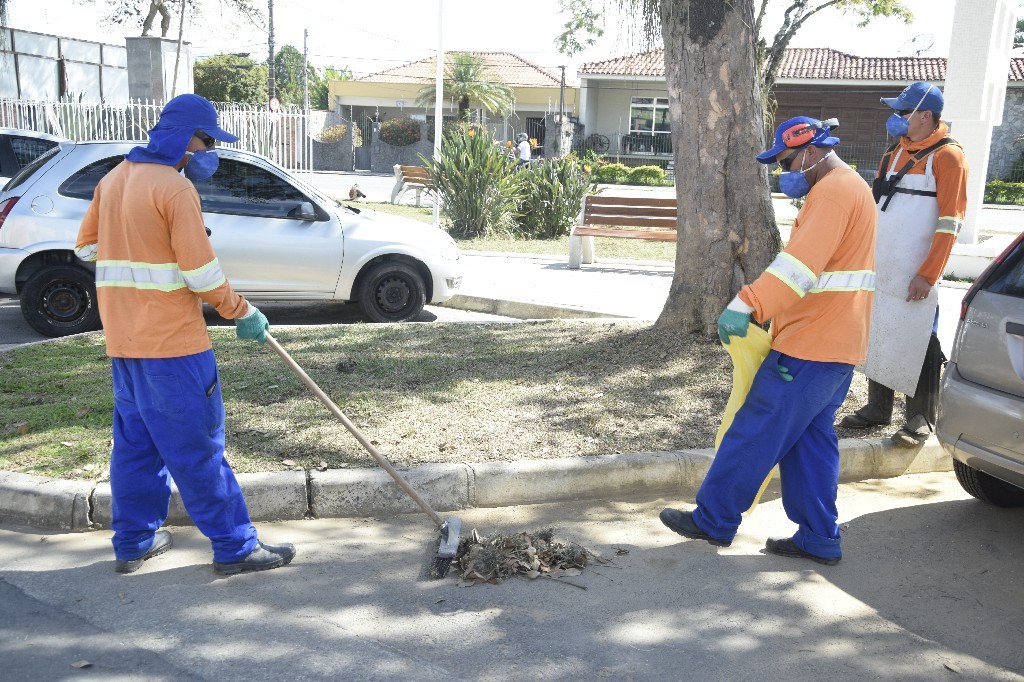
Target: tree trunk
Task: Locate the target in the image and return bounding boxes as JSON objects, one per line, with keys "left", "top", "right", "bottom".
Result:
{"left": 656, "top": 0, "right": 781, "bottom": 334}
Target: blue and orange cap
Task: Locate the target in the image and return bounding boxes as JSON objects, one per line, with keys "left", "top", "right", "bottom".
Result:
{"left": 756, "top": 116, "right": 840, "bottom": 164}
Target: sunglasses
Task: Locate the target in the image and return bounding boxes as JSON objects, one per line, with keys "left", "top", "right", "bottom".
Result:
{"left": 896, "top": 109, "right": 916, "bottom": 117}
{"left": 195, "top": 130, "right": 217, "bottom": 149}
{"left": 778, "top": 149, "right": 802, "bottom": 172}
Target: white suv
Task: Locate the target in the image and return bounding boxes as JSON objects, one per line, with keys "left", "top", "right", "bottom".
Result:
{"left": 0, "top": 141, "right": 461, "bottom": 336}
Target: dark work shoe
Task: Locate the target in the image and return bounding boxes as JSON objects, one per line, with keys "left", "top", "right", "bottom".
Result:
{"left": 659, "top": 508, "right": 731, "bottom": 547}
{"left": 890, "top": 414, "right": 932, "bottom": 448}
{"left": 839, "top": 407, "right": 891, "bottom": 429}
{"left": 213, "top": 541, "right": 296, "bottom": 576}
{"left": 115, "top": 530, "right": 173, "bottom": 574}
{"left": 764, "top": 536, "right": 840, "bottom": 566}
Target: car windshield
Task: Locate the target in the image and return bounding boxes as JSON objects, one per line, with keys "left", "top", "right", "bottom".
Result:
{"left": 3, "top": 144, "right": 61, "bottom": 193}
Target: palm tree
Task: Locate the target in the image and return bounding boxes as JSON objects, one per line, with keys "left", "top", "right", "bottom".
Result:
{"left": 416, "top": 52, "right": 514, "bottom": 122}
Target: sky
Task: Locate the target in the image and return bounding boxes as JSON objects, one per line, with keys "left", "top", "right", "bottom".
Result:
{"left": 5, "top": 0, "right": 971, "bottom": 81}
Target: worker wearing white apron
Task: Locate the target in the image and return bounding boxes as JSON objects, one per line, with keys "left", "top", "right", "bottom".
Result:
{"left": 842, "top": 82, "right": 969, "bottom": 447}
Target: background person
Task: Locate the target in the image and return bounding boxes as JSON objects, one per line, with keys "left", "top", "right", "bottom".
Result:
{"left": 74, "top": 94, "right": 296, "bottom": 576}
{"left": 660, "top": 116, "right": 876, "bottom": 565}
{"left": 516, "top": 132, "right": 531, "bottom": 166}
{"left": 842, "top": 82, "right": 968, "bottom": 447}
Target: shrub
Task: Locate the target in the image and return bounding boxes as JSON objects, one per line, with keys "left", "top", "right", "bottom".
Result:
{"left": 423, "top": 129, "right": 525, "bottom": 238}
{"left": 317, "top": 123, "right": 347, "bottom": 143}
{"left": 379, "top": 117, "right": 422, "bottom": 146}
{"left": 592, "top": 163, "right": 630, "bottom": 184}
{"left": 985, "top": 179, "right": 1024, "bottom": 205}
{"left": 515, "top": 157, "right": 598, "bottom": 239}
{"left": 627, "top": 165, "right": 666, "bottom": 185}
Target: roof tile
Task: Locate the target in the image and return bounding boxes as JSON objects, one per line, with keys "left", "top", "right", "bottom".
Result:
{"left": 358, "top": 52, "right": 562, "bottom": 88}
{"left": 578, "top": 47, "right": 1024, "bottom": 82}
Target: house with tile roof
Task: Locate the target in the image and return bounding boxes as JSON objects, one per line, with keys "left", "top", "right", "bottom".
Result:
{"left": 577, "top": 47, "right": 1024, "bottom": 180}
{"left": 328, "top": 52, "right": 577, "bottom": 165}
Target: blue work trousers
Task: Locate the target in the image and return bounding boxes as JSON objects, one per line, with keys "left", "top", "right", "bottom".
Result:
{"left": 110, "top": 350, "right": 258, "bottom": 563}
{"left": 692, "top": 351, "right": 854, "bottom": 560}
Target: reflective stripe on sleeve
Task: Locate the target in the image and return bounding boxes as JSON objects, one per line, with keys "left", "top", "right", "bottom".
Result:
{"left": 75, "top": 243, "right": 98, "bottom": 262}
{"left": 936, "top": 216, "right": 962, "bottom": 236}
{"left": 181, "top": 259, "right": 227, "bottom": 293}
{"left": 95, "top": 260, "right": 185, "bottom": 291}
{"left": 765, "top": 252, "right": 817, "bottom": 297}
{"left": 95, "top": 258, "right": 227, "bottom": 293}
{"left": 809, "top": 270, "right": 876, "bottom": 293}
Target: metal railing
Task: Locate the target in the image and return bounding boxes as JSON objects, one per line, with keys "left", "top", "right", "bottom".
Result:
{"left": 0, "top": 98, "right": 328, "bottom": 172}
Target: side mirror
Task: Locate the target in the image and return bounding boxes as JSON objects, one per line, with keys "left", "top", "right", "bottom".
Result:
{"left": 291, "top": 201, "right": 319, "bottom": 221}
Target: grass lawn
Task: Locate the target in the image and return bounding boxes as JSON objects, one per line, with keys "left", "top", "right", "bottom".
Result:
{"left": 1, "top": 321, "right": 888, "bottom": 481}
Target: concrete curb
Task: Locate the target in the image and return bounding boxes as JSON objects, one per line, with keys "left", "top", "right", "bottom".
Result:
{"left": 0, "top": 437, "right": 951, "bottom": 531}
{"left": 442, "top": 294, "right": 621, "bottom": 320}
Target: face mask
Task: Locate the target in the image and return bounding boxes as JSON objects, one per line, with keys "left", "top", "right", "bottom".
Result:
{"left": 885, "top": 84, "right": 934, "bottom": 138}
{"left": 779, "top": 149, "right": 833, "bottom": 199}
{"left": 183, "top": 149, "right": 219, "bottom": 181}
{"left": 885, "top": 113, "right": 910, "bottom": 138}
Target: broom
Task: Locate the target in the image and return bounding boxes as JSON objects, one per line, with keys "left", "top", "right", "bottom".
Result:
{"left": 264, "top": 332, "right": 462, "bottom": 577}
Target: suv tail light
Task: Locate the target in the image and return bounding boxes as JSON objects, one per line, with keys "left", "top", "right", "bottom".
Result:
{"left": 0, "top": 196, "right": 18, "bottom": 232}
{"left": 960, "top": 231, "right": 1024, "bottom": 320}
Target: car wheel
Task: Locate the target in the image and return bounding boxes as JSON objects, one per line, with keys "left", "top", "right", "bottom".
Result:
{"left": 358, "top": 261, "right": 426, "bottom": 323}
{"left": 20, "top": 265, "right": 102, "bottom": 338}
{"left": 953, "top": 459, "right": 1024, "bottom": 508}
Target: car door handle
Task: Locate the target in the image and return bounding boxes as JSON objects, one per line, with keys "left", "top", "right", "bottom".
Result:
{"left": 1006, "top": 322, "right": 1024, "bottom": 337}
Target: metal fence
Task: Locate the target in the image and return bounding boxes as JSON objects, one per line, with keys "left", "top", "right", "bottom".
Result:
{"left": 0, "top": 98, "right": 327, "bottom": 172}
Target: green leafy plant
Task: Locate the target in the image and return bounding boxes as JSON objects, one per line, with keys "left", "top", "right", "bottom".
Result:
{"left": 317, "top": 123, "right": 348, "bottom": 143}
{"left": 379, "top": 117, "right": 422, "bottom": 146}
{"left": 985, "top": 179, "right": 1024, "bottom": 205}
{"left": 627, "top": 165, "right": 666, "bottom": 185}
{"left": 515, "top": 157, "right": 598, "bottom": 239}
{"left": 592, "top": 162, "right": 630, "bottom": 184}
{"left": 423, "top": 129, "right": 525, "bottom": 238}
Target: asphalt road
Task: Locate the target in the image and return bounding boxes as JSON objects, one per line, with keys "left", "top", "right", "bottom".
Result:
{"left": 1, "top": 472, "right": 1022, "bottom": 681}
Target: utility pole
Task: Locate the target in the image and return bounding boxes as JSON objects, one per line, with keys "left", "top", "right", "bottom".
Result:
{"left": 558, "top": 65, "right": 566, "bottom": 158}
{"left": 267, "top": 0, "right": 276, "bottom": 101}
{"left": 302, "top": 29, "right": 309, "bottom": 113}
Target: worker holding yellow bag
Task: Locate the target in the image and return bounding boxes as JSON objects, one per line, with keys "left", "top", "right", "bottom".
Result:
{"left": 660, "top": 116, "right": 877, "bottom": 566}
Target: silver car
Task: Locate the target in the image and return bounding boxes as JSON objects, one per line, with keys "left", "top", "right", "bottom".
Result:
{"left": 0, "top": 127, "right": 64, "bottom": 186}
{"left": 0, "top": 140, "right": 461, "bottom": 336}
{"left": 937, "top": 232, "right": 1024, "bottom": 507}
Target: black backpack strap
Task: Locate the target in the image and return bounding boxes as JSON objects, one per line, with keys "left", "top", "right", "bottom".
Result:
{"left": 877, "top": 140, "right": 900, "bottom": 178}
{"left": 880, "top": 137, "right": 956, "bottom": 211}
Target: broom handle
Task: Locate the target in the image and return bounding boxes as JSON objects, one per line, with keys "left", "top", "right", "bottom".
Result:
{"left": 264, "top": 332, "right": 445, "bottom": 527}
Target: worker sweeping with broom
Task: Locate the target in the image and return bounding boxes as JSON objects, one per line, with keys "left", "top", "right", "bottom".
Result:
{"left": 660, "top": 116, "right": 876, "bottom": 565}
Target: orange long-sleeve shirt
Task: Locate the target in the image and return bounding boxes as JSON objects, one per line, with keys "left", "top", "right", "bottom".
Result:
{"left": 739, "top": 165, "right": 877, "bottom": 365}
{"left": 877, "top": 122, "right": 968, "bottom": 284}
{"left": 75, "top": 160, "right": 249, "bottom": 358}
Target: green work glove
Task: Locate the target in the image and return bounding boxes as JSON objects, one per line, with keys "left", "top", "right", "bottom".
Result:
{"left": 778, "top": 364, "right": 794, "bottom": 382}
{"left": 235, "top": 305, "right": 269, "bottom": 344}
{"left": 717, "top": 308, "right": 750, "bottom": 345}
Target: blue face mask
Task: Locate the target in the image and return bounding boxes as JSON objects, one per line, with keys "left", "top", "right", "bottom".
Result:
{"left": 778, "top": 149, "right": 833, "bottom": 199}
{"left": 183, "top": 149, "right": 219, "bottom": 181}
{"left": 885, "top": 83, "right": 934, "bottom": 138}
{"left": 886, "top": 114, "right": 910, "bottom": 138}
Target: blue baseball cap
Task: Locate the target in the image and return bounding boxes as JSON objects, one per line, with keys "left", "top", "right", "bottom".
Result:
{"left": 757, "top": 116, "right": 840, "bottom": 164}
{"left": 881, "top": 82, "right": 944, "bottom": 114}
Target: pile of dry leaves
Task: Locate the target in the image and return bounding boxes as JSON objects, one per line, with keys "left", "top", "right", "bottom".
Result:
{"left": 454, "top": 528, "right": 597, "bottom": 586}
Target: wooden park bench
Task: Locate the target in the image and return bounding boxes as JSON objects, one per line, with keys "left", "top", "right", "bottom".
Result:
{"left": 391, "top": 165, "right": 431, "bottom": 206}
{"left": 568, "top": 194, "right": 678, "bottom": 269}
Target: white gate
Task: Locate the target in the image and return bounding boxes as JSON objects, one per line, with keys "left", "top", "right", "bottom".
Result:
{"left": 0, "top": 98, "right": 327, "bottom": 172}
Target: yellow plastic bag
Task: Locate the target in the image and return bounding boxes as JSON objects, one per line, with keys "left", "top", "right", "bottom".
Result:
{"left": 715, "top": 324, "right": 776, "bottom": 515}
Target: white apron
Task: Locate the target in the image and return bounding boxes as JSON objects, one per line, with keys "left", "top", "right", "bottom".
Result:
{"left": 861, "top": 150, "right": 940, "bottom": 396}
